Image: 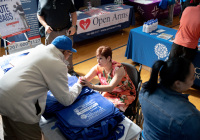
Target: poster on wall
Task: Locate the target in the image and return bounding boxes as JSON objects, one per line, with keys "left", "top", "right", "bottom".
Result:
{"left": 0, "top": 0, "right": 30, "bottom": 39}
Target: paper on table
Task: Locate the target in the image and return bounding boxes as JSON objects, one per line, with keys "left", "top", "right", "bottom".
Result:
{"left": 124, "top": 117, "right": 142, "bottom": 140}
{"left": 76, "top": 11, "right": 83, "bottom": 16}
{"left": 156, "top": 29, "right": 165, "bottom": 33}
{"left": 133, "top": 0, "right": 153, "bottom": 4}
{"left": 9, "top": 53, "right": 29, "bottom": 67}
{"left": 118, "top": 118, "right": 131, "bottom": 140}
{"left": 157, "top": 33, "right": 173, "bottom": 40}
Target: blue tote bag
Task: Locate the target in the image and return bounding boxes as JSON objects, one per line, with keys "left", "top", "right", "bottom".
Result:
{"left": 55, "top": 90, "right": 125, "bottom": 140}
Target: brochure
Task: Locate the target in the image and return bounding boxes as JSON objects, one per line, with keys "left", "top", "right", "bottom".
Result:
{"left": 156, "top": 29, "right": 165, "bottom": 33}
{"left": 157, "top": 33, "right": 173, "bottom": 40}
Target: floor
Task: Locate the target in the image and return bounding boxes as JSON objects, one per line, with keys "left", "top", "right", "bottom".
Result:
{"left": 0, "top": 12, "right": 199, "bottom": 139}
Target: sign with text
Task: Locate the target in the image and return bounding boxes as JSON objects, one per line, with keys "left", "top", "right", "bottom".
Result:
{"left": 0, "top": 0, "right": 30, "bottom": 39}
{"left": 77, "top": 8, "right": 130, "bottom": 34}
{"left": 8, "top": 37, "right": 41, "bottom": 54}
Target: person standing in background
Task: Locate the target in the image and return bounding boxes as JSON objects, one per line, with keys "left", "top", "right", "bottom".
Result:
{"left": 169, "top": 4, "right": 200, "bottom": 61}
{"left": 37, "top": 0, "right": 78, "bottom": 76}
{"left": 159, "top": 0, "right": 178, "bottom": 25}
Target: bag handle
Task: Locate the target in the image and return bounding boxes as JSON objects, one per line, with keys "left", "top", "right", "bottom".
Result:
{"left": 81, "top": 120, "right": 109, "bottom": 140}
{"left": 112, "top": 124, "right": 125, "bottom": 140}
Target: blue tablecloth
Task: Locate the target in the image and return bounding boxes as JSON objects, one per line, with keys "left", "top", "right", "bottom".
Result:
{"left": 74, "top": 4, "right": 135, "bottom": 42}
{"left": 125, "top": 25, "right": 200, "bottom": 87}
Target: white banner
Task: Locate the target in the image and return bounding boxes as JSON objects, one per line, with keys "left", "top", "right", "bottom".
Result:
{"left": 0, "top": 0, "right": 30, "bottom": 39}
{"left": 8, "top": 37, "right": 41, "bottom": 54}
{"left": 77, "top": 8, "right": 130, "bottom": 34}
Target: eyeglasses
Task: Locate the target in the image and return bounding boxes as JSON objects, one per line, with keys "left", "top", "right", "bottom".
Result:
{"left": 53, "top": 0, "right": 56, "bottom": 9}
{"left": 66, "top": 50, "right": 73, "bottom": 54}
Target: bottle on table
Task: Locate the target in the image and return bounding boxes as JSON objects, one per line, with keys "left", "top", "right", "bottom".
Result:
{"left": 87, "top": 1, "right": 92, "bottom": 10}
{"left": 143, "top": 22, "right": 147, "bottom": 32}
{"left": 146, "top": 23, "right": 150, "bottom": 33}
{"left": 155, "top": 19, "right": 158, "bottom": 30}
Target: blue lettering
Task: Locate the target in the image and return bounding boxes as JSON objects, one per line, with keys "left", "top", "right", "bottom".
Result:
{"left": 0, "top": 12, "right": 13, "bottom": 22}
{"left": 0, "top": 4, "right": 9, "bottom": 13}
{"left": 0, "top": 4, "right": 13, "bottom": 22}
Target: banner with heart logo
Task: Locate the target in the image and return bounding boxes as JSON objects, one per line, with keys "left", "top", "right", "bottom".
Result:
{"left": 79, "top": 19, "right": 91, "bottom": 30}
{"left": 77, "top": 8, "right": 130, "bottom": 34}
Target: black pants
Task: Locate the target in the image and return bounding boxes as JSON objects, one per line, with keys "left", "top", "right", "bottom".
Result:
{"left": 169, "top": 43, "right": 197, "bottom": 62}
{"left": 2, "top": 116, "right": 42, "bottom": 140}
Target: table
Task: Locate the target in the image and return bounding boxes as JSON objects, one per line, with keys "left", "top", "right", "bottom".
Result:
{"left": 74, "top": 4, "right": 135, "bottom": 42}
{"left": 40, "top": 116, "right": 142, "bottom": 140}
{"left": 128, "top": 0, "right": 181, "bottom": 21}
{"left": 125, "top": 25, "right": 200, "bottom": 87}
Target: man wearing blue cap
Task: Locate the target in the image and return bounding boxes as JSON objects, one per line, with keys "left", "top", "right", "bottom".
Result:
{"left": 0, "top": 35, "right": 82, "bottom": 139}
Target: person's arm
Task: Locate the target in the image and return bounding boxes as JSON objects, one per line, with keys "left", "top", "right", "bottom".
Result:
{"left": 68, "top": 12, "right": 77, "bottom": 35}
{"left": 47, "top": 63, "right": 82, "bottom": 106}
{"left": 82, "top": 66, "right": 125, "bottom": 92}
{"left": 37, "top": 14, "right": 53, "bottom": 34}
{"left": 84, "top": 65, "right": 98, "bottom": 82}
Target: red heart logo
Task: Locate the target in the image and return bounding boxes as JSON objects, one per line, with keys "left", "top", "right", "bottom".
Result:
{"left": 79, "top": 19, "right": 91, "bottom": 30}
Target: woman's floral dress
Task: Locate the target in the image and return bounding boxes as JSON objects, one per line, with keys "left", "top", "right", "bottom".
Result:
{"left": 95, "top": 61, "right": 136, "bottom": 112}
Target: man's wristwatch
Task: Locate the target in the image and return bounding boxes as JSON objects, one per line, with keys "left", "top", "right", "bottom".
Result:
{"left": 71, "top": 25, "right": 76, "bottom": 28}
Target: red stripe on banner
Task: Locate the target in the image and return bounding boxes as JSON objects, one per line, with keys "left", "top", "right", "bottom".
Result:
{"left": 2, "top": 29, "right": 31, "bottom": 39}
{"left": 7, "top": 41, "right": 15, "bottom": 45}
{"left": 6, "top": 21, "right": 19, "bottom": 26}
{"left": 28, "top": 35, "right": 41, "bottom": 40}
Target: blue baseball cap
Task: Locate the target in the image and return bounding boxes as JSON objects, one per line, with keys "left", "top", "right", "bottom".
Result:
{"left": 51, "top": 35, "right": 77, "bottom": 53}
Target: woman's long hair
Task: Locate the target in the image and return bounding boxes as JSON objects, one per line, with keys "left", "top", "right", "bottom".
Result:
{"left": 143, "top": 57, "right": 191, "bottom": 93}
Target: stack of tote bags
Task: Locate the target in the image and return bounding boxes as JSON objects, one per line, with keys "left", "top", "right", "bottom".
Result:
{"left": 43, "top": 76, "right": 126, "bottom": 140}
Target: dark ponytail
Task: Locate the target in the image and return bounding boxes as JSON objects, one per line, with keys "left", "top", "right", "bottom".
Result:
{"left": 143, "top": 60, "right": 166, "bottom": 93}
{"left": 143, "top": 57, "right": 192, "bottom": 94}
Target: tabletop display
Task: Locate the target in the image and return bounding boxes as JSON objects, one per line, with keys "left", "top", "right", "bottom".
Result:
{"left": 74, "top": 4, "right": 135, "bottom": 42}
{"left": 125, "top": 25, "right": 200, "bottom": 87}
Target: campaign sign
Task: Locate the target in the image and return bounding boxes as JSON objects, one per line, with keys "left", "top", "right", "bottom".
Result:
{"left": 0, "top": 0, "right": 30, "bottom": 39}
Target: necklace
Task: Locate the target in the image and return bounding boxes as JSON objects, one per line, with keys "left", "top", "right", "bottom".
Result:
{"left": 103, "top": 62, "right": 112, "bottom": 77}
{"left": 103, "top": 67, "right": 112, "bottom": 78}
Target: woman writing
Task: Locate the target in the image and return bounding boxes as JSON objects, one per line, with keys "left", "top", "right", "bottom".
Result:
{"left": 80, "top": 46, "right": 136, "bottom": 112}
{"left": 139, "top": 57, "right": 200, "bottom": 140}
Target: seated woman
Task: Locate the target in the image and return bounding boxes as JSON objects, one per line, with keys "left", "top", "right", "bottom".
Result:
{"left": 80, "top": 46, "right": 136, "bottom": 112}
{"left": 139, "top": 57, "right": 200, "bottom": 140}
